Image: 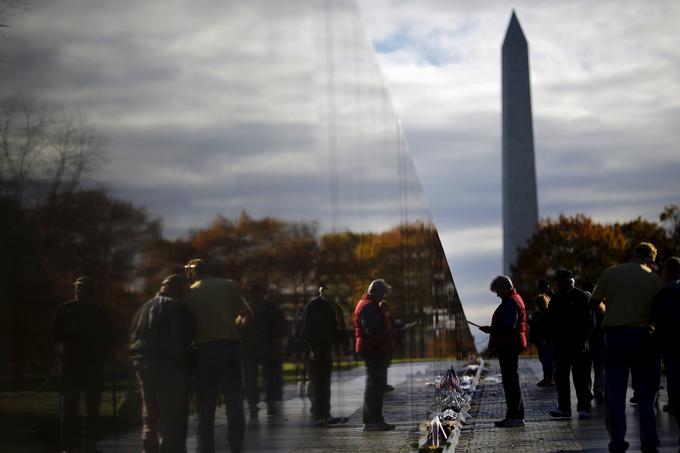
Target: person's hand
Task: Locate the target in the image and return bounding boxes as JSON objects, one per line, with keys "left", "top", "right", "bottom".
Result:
{"left": 479, "top": 325, "right": 492, "bottom": 334}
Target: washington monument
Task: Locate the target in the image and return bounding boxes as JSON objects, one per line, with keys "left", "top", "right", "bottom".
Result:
{"left": 502, "top": 11, "right": 538, "bottom": 275}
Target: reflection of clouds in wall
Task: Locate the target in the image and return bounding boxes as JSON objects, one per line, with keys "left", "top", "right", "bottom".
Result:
{"left": 0, "top": 0, "right": 436, "bottom": 237}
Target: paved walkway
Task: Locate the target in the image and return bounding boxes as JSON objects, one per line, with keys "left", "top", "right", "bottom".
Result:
{"left": 457, "top": 358, "right": 679, "bottom": 452}
{"left": 99, "top": 361, "right": 445, "bottom": 452}
{"left": 92, "top": 357, "right": 680, "bottom": 452}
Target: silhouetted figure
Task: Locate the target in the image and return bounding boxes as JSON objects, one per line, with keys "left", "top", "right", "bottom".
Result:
{"left": 290, "top": 301, "right": 309, "bottom": 399}
{"left": 379, "top": 300, "right": 395, "bottom": 392}
{"left": 480, "top": 275, "right": 527, "bottom": 428}
{"left": 529, "top": 279, "right": 554, "bottom": 387}
{"left": 353, "top": 279, "right": 395, "bottom": 432}
{"left": 50, "top": 276, "right": 113, "bottom": 453}
{"left": 302, "top": 285, "right": 345, "bottom": 426}
{"left": 185, "top": 259, "right": 253, "bottom": 453}
{"left": 129, "top": 274, "right": 193, "bottom": 453}
{"left": 590, "top": 242, "right": 665, "bottom": 453}
{"left": 546, "top": 269, "right": 593, "bottom": 419}
{"left": 240, "top": 283, "right": 287, "bottom": 418}
{"left": 583, "top": 280, "right": 605, "bottom": 404}
{"left": 654, "top": 256, "right": 680, "bottom": 445}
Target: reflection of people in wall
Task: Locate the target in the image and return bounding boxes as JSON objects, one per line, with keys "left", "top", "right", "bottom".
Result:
{"left": 240, "top": 282, "right": 287, "bottom": 418}
{"left": 354, "top": 279, "right": 396, "bottom": 431}
{"left": 185, "top": 258, "right": 253, "bottom": 453}
{"left": 50, "top": 276, "right": 113, "bottom": 453}
{"left": 480, "top": 275, "right": 527, "bottom": 428}
{"left": 129, "top": 274, "right": 193, "bottom": 453}
{"left": 302, "top": 284, "right": 346, "bottom": 427}
{"left": 378, "top": 300, "right": 415, "bottom": 392}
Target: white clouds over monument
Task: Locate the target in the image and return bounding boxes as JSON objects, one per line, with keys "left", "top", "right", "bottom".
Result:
{"left": 357, "top": 0, "right": 680, "bottom": 337}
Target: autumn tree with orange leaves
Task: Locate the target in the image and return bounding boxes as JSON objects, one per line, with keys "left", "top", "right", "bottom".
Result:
{"left": 512, "top": 208, "right": 679, "bottom": 310}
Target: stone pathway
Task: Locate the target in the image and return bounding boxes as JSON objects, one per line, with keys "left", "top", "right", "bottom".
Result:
{"left": 99, "top": 361, "right": 449, "bottom": 452}
{"left": 457, "top": 358, "right": 680, "bottom": 452}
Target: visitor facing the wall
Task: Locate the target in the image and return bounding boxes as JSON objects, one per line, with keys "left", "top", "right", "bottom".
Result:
{"left": 590, "top": 242, "right": 665, "bottom": 453}
{"left": 354, "top": 279, "right": 395, "bottom": 432}
{"left": 480, "top": 275, "right": 527, "bottom": 428}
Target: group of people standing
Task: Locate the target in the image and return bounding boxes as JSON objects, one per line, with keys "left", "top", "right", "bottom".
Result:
{"left": 50, "top": 257, "right": 398, "bottom": 453}
{"left": 483, "top": 242, "right": 680, "bottom": 453}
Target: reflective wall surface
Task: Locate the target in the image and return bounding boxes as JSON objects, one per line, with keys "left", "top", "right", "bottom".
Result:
{"left": 0, "top": 0, "right": 474, "bottom": 406}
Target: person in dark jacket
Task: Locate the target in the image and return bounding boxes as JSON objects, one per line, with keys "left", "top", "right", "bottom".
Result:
{"left": 353, "top": 279, "right": 395, "bottom": 432}
{"left": 545, "top": 269, "right": 593, "bottom": 419}
{"left": 480, "top": 275, "right": 527, "bottom": 428}
{"left": 583, "top": 280, "right": 605, "bottom": 404}
{"left": 129, "top": 274, "right": 193, "bottom": 453}
{"left": 302, "top": 284, "right": 346, "bottom": 426}
{"left": 529, "top": 279, "right": 554, "bottom": 387}
{"left": 654, "top": 256, "right": 680, "bottom": 443}
{"left": 50, "top": 276, "right": 113, "bottom": 453}
{"left": 240, "top": 283, "right": 287, "bottom": 418}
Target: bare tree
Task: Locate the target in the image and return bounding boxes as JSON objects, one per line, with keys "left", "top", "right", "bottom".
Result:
{"left": 0, "top": 93, "right": 106, "bottom": 205}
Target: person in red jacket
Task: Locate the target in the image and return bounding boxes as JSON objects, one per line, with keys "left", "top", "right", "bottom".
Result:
{"left": 353, "top": 279, "right": 395, "bottom": 432}
{"left": 480, "top": 275, "right": 527, "bottom": 428}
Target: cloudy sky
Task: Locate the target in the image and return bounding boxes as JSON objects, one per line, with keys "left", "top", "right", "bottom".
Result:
{"left": 2, "top": 0, "right": 679, "bottom": 346}
{"left": 356, "top": 0, "right": 680, "bottom": 342}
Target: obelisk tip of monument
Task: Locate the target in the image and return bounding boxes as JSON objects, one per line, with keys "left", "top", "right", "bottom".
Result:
{"left": 503, "top": 9, "right": 526, "bottom": 47}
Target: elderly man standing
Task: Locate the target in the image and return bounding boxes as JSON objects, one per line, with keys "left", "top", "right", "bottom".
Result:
{"left": 353, "top": 279, "right": 395, "bottom": 432}
{"left": 545, "top": 269, "right": 593, "bottom": 420}
{"left": 185, "top": 259, "right": 253, "bottom": 453}
{"left": 590, "top": 242, "right": 664, "bottom": 453}
{"left": 480, "top": 275, "right": 527, "bottom": 428}
{"left": 130, "top": 274, "right": 193, "bottom": 453}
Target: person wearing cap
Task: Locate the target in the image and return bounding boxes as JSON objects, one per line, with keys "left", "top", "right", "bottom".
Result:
{"left": 353, "top": 279, "right": 395, "bottom": 431}
{"left": 590, "top": 242, "right": 665, "bottom": 453}
{"left": 184, "top": 259, "right": 253, "bottom": 453}
{"left": 240, "top": 283, "right": 287, "bottom": 419}
{"left": 49, "top": 276, "right": 113, "bottom": 453}
{"left": 129, "top": 274, "right": 193, "bottom": 453}
{"left": 301, "top": 284, "right": 347, "bottom": 427}
{"left": 545, "top": 269, "right": 593, "bottom": 419}
{"left": 480, "top": 275, "right": 527, "bottom": 428}
{"left": 529, "top": 279, "right": 554, "bottom": 387}
{"left": 653, "top": 256, "right": 680, "bottom": 443}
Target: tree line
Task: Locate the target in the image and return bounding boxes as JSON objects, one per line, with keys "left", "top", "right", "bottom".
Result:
{"left": 512, "top": 207, "right": 680, "bottom": 310}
